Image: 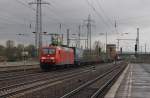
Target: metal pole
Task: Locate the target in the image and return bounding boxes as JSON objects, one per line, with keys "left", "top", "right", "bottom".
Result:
{"left": 78, "top": 25, "right": 81, "bottom": 48}
{"left": 106, "top": 32, "right": 107, "bottom": 53}
{"left": 59, "top": 24, "right": 63, "bottom": 44}
{"left": 87, "top": 21, "right": 89, "bottom": 50}
{"left": 137, "top": 28, "right": 139, "bottom": 54}
{"left": 87, "top": 15, "right": 92, "bottom": 52}
{"left": 29, "top": 0, "right": 49, "bottom": 58}
{"left": 62, "top": 34, "right": 63, "bottom": 44}
{"left": 67, "top": 29, "right": 70, "bottom": 47}
{"left": 105, "top": 32, "right": 108, "bottom": 60}
{"left": 35, "top": 0, "right": 39, "bottom": 57}
{"left": 38, "top": 0, "right": 42, "bottom": 58}
{"left": 85, "top": 39, "right": 86, "bottom": 49}
{"left": 141, "top": 45, "right": 142, "bottom": 54}
{"left": 59, "top": 23, "right": 62, "bottom": 33}
{"left": 145, "top": 43, "right": 146, "bottom": 54}
{"left": 117, "top": 39, "right": 119, "bottom": 51}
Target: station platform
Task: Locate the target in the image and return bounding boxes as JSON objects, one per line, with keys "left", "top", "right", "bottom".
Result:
{"left": 105, "top": 63, "right": 150, "bottom": 98}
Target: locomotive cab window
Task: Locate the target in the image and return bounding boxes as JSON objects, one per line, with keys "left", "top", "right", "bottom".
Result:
{"left": 42, "top": 48, "right": 55, "bottom": 54}
{"left": 59, "top": 50, "right": 61, "bottom": 54}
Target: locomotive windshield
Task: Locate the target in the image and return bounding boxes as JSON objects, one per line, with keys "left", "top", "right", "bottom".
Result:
{"left": 42, "top": 48, "right": 55, "bottom": 54}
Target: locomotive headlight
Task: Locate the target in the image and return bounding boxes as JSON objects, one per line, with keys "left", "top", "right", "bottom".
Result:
{"left": 50, "top": 57, "right": 55, "bottom": 60}
{"left": 41, "top": 57, "right": 46, "bottom": 60}
{"left": 50, "top": 57, "right": 55, "bottom": 62}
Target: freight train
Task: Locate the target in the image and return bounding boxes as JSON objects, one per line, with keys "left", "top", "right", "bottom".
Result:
{"left": 40, "top": 45, "right": 102, "bottom": 70}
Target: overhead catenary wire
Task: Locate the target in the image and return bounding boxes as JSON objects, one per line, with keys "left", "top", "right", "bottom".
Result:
{"left": 0, "top": 0, "right": 36, "bottom": 37}
{"left": 95, "top": 0, "right": 114, "bottom": 26}
{"left": 85, "top": 0, "right": 113, "bottom": 32}
{"left": 10, "top": 0, "right": 35, "bottom": 29}
{"left": 86, "top": 0, "right": 119, "bottom": 34}
{"left": 44, "top": 5, "right": 64, "bottom": 23}
{"left": 44, "top": 3, "right": 86, "bottom": 35}
{"left": 0, "top": 0, "right": 34, "bottom": 25}
{"left": 44, "top": 2, "right": 83, "bottom": 25}
{"left": 14, "top": 0, "right": 60, "bottom": 32}
{"left": 95, "top": 0, "right": 118, "bottom": 33}
{"left": 15, "top": 0, "right": 36, "bottom": 11}
{"left": 0, "top": 15, "right": 26, "bottom": 25}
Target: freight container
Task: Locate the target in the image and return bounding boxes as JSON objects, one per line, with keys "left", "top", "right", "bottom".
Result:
{"left": 70, "top": 47, "right": 84, "bottom": 65}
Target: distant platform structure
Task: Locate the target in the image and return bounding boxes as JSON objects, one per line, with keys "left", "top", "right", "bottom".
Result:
{"left": 106, "top": 44, "right": 117, "bottom": 60}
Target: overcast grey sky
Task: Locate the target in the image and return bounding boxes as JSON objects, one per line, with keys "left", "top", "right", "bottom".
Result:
{"left": 0, "top": 0, "right": 150, "bottom": 51}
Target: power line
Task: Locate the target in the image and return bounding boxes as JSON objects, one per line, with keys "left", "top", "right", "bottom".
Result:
{"left": 0, "top": 6, "right": 32, "bottom": 25}
{"left": 15, "top": 0, "right": 36, "bottom": 11}
{"left": 13, "top": 0, "right": 36, "bottom": 29}
{"left": 0, "top": 16, "right": 24, "bottom": 24}
{"left": 44, "top": 6, "right": 63, "bottom": 23}
{"left": 95, "top": 0, "right": 114, "bottom": 26}
{"left": 85, "top": 0, "right": 112, "bottom": 31}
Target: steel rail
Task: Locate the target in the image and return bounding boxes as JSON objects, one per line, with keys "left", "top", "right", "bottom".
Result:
{"left": 0, "top": 72, "right": 43, "bottom": 81}
{"left": 0, "top": 69, "right": 91, "bottom": 98}
{"left": 0, "top": 64, "right": 92, "bottom": 81}
{"left": 60, "top": 65, "right": 122, "bottom": 98}
{"left": 91, "top": 65, "right": 126, "bottom": 98}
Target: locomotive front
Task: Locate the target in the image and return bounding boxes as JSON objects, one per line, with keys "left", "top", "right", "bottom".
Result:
{"left": 40, "top": 46, "right": 74, "bottom": 70}
{"left": 40, "top": 47, "right": 56, "bottom": 70}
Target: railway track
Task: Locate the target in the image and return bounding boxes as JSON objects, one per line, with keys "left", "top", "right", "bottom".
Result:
{"left": 60, "top": 63, "right": 127, "bottom": 98}
{"left": 0, "top": 64, "right": 39, "bottom": 72}
{"left": 0, "top": 64, "right": 92, "bottom": 80}
{"left": 0, "top": 70, "right": 41, "bottom": 81}
{"left": 0, "top": 65, "right": 92, "bottom": 83}
{"left": 0, "top": 64, "right": 88, "bottom": 81}
{"left": 0, "top": 62, "right": 126, "bottom": 98}
{"left": 0, "top": 65, "right": 95, "bottom": 98}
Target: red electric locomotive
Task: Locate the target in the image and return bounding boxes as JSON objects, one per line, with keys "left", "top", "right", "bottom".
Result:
{"left": 40, "top": 45, "right": 74, "bottom": 70}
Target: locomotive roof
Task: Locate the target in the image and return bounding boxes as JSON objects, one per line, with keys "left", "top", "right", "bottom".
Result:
{"left": 42, "top": 45, "right": 73, "bottom": 50}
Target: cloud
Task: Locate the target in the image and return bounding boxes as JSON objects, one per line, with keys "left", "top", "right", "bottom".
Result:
{"left": 0, "top": 0, "right": 150, "bottom": 51}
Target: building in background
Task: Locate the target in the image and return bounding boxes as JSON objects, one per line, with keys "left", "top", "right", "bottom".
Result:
{"left": 6, "top": 40, "right": 15, "bottom": 48}
{"left": 106, "top": 44, "right": 117, "bottom": 60}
